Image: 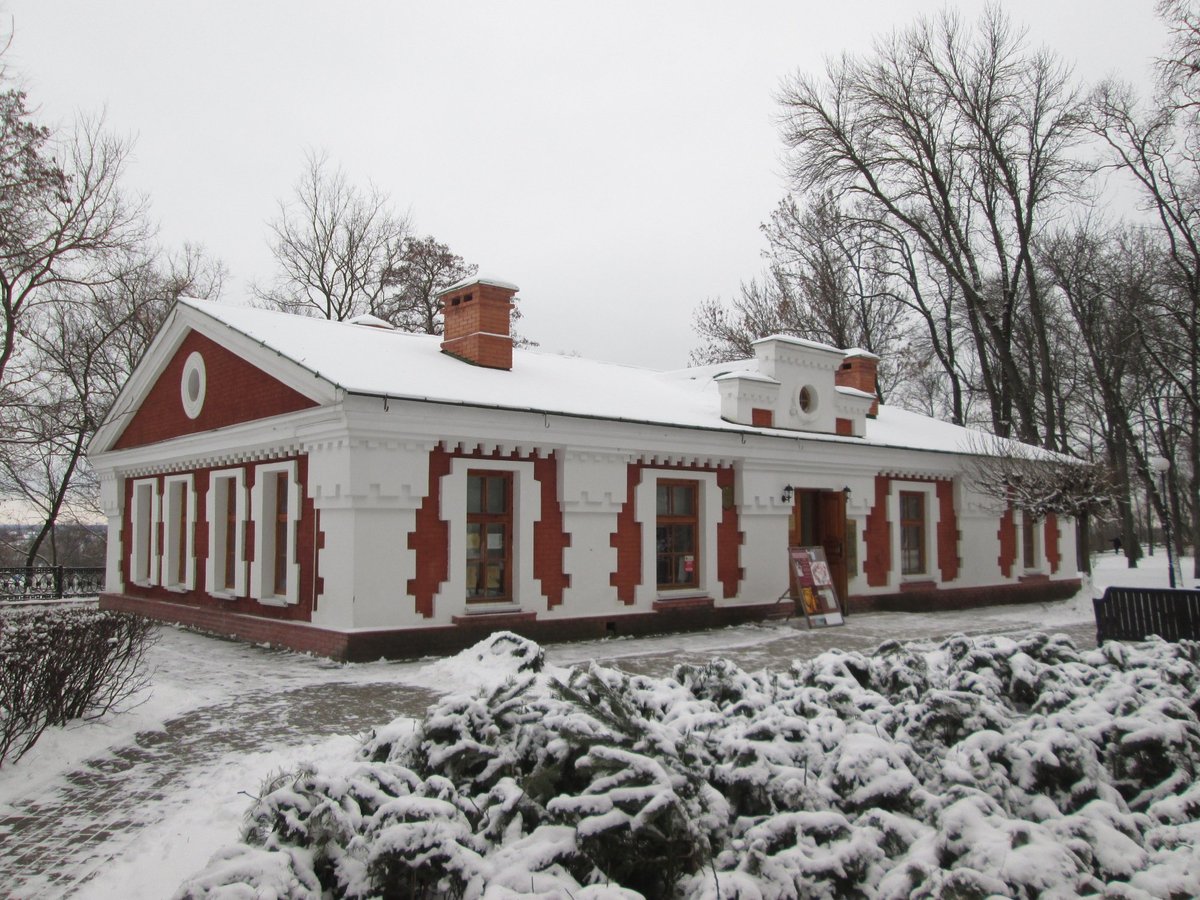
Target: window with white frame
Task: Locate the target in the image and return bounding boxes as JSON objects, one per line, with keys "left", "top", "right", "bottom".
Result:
{"left": 890, "top": 481, "right": 937, "bottom": 582}
{"left": 1021, "top": 512, "right": 1041, "bottom": 570}
{"left": 656, "top": 479, "right": 700, "bottom": 589}
{"left": 636, "top": 469, "right": 721, "bottom": 600}
{"left": 130, "top": 478, "right": 159, "bottom": 586}
{"left": 161, "top": 474, "right": 196, "bottom": 591}
{"left": 251, "top": 461, "right": 299, "bottom": 605}
{"left": 207, "top": 468, "right": 247, "bottom": 596}
{"left": 899, "top": 491, "right": 926, "bottom": 576}
{"left": 444, "top": 458, "right": 539, "bottom": 612}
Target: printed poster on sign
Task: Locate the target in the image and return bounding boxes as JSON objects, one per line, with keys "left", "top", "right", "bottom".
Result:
{"left": 786, "top": 545, "right": 844, "bottom": 628}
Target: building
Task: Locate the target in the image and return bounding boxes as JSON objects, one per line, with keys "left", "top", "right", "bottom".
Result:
{"left": 88, "top": 277, "right": 1080, "bottom": 660}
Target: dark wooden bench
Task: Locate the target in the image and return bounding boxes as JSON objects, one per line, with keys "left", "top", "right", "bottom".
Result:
{"left": 1093, "top": 586, "right": 1200, "bottom": 643}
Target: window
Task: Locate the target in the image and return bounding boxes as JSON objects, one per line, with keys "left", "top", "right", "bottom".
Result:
{"left": 657, "top": 480, "right": 699, "bottom": 589}
{"left": 208, "top": 469, "right": 246, "bottom": 596}
{"left": 466, "top": 471, "right": 513, "bottom": 602}
{"left": 180, "top": 351, "right": 206, "bottom": 419}
{"left": 899, "top": 491, "right": 926, "bottom": 576}
{"left": 252, "top": 461, "right": 298, "bottom": 605}
{"left": 162, "top": 475, "right": 195, "bottom": 590}
{"left": 273, "top": 471, "right": 289, "bottom": 595}
{"left": 131, "top": 479, "right": 159, "bottom": 586}
{"left": 1022, "top": 514, "right": 1039, "bottom": 569}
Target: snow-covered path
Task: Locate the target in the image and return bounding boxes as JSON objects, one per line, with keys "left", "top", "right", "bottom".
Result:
{"left": 0, "top": 552, "right": 1188, "bottom": 898}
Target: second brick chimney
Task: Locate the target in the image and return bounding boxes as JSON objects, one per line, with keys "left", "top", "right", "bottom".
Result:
{"left": 835, "top": 349, "right": 880, "bottom": 417}
{"left": 438, "top": 276, "right": 518, "bottom": 370}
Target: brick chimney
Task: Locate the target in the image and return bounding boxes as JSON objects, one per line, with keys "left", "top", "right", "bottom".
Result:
{"left": 835, "top": 349, "right": 880, "bottom": 417}
{"left": 438, "top": 276, "right": 518, "bottom": 370}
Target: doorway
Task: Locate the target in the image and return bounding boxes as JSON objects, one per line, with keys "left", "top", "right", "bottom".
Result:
{"left": 789, "top": 489, "right": 849, "bottom": 611}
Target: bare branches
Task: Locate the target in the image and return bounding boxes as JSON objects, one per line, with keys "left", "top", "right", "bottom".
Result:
{"left": 383, "top": 235, "right": 476, "bottom": 335}
{"left": 776, "top": 7, "right": 1088, "bottom": 448}
{"left": 962, "top": 432, "right": 1116, "bottom": 521}
{"left": 254, "top": 151, "right": 411, "bottom": 321}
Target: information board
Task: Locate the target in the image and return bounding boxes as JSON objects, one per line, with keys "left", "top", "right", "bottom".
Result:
{"left": 785, "top": 545, "right": 844, "bottom": 628}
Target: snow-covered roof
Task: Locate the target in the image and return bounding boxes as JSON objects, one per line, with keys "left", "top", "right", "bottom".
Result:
{"left": 751, "top": 333, "right": 844, "bottom": 355}
{"left": 438, "top": 275, "right": 521, "bottom": 296}
{"left": 176, "top": 298, "right": 1029, "bottom": 457}
{"left": 713, "top": 370, "right": 780, "bottom": 385}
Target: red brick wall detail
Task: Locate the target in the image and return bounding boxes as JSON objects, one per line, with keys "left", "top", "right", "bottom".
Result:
{"left": 864, "top": 475, "right": 891, "bottom": 586}
{"left": 751, "top": 408, "right": 774, "bottom": 427}
{"left": 533, "top": 454, "right": 571, "bottom": 608}
{"left": 406, "top": 444, "right": 573, "bottom": 615}
{"left": 118, "top": 454, "right": 319, "bottom": 621}
{"left": 609, "top": 465, "right": 643, "bottom": 604}
{"left": 998, "top": 505, "right": 1018, "bottom": 578}
{"left": 1045, "top": 512, "right": 1061, "bottom": 574}
{"left": 936, "top": 480, "right": 959, "bottom": 583}
{"left": 113, "top": 329, "right": 317, "bottom": 450}
{"left": 716, "top": 467, "right": 743, "bottom": 599}
{"left": 835, "top": 417, "right": 853, "bottom": 436}
{"left": 407, "top": 445, "right": 453, "bottom": 617}
{"left": 608, "top": 461, "right": 741, "bottom": 603}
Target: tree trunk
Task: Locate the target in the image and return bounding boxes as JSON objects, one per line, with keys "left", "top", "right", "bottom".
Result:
{"left": 1076, "top": 513, "right": 1092, "bottom": 576}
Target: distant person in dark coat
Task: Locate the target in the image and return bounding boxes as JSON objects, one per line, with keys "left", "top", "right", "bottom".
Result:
{"left": 1111, "top": 536, "right": 1122, "bottom": 554}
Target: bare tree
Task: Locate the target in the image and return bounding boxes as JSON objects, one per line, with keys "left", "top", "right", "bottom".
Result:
{"left": 963, "top": 432, "right": 1116, "bottom": 574}
{"left": 1040, "top": 224, "right": 1167, "bottom": 566}
{"left": 777, "top": 6, "right": 1089, "bottom": 448}
{"left": 255, "top": 151, "right": 410, "bottom": 321}
{"left": 692, "top": 194, "right": 910, "bottom": 401}
{"left": 383, "top": 235, "right": 477, "bottom": 335}
{"left": 2, "top": 246, "right": 223, "bottom": 566}
{"left": 0, "top": 108, "right": 148, "bottom": 395}
{"left": 1091, "top": 16, "right": 1200, "bottom": 575}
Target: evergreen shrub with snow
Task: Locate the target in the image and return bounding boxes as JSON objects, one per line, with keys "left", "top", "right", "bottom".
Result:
{"left": 0, "top": 606, "right": 156, "bottom": 764}
{"left": 178, "top": 631, "right": 1200, "bottom": 898}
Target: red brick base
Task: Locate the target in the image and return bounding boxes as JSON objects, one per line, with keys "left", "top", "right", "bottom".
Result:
{"left": 101, "top": 593, "right": 792, "bottom": 662}
{"left": 846, "top": 578, "right": 1081, "bottom": 613}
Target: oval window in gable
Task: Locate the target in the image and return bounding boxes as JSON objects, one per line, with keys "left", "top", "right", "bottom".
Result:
{"left": 181, "top": 351, "right": 207, "bottom": 419}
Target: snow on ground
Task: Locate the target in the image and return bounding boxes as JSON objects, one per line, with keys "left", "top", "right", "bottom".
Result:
{"left": 0, "top": 551, "right": 1192, "bottom": 897}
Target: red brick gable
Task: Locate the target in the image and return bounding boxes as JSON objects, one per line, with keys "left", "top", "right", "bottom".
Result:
{"left": 113, "top": 330, "right": 318, "bottom": 449}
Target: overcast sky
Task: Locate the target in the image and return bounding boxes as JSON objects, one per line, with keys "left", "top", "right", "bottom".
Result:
{"left": 4, "top": 1, "right": 1168, "bottom": 368}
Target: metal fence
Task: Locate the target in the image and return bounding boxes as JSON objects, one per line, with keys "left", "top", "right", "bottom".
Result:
{"left": 1094, "top": 586, "right": 1200, "bottom": 643}
{"left": 0, "top": 566, "right": 106, "bottom": 601}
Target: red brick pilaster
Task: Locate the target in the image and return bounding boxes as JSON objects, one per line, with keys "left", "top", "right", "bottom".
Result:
{"left": 936, "top": 479, "right": 959, "bottom": 583}
{"left": 533, "top": 453, "right": 571, "bottom": 607}
{"left": 1045, "top": 512, "right": 1061, "bottom": 574}
{"left": 407, "top": 444, "right": 453, "bottom": 617}
{"left": 609, "top": 465, "right": 643, "bottom": 604}
{"left": 716, "top": 467, "right": 743, "bottom": 599}
{"left": 864, "top": 475, "right": 891, "bottom": 586}
{"left": 998, "top": 505, "right": 1017, "bottom": 578}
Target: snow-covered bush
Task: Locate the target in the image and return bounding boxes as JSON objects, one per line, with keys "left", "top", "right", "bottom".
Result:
{"left": 0, "top": 606, "right": 155, "bottom": 764}
{"left": 178, "top": 631, "right": 1200, "bottom": 898}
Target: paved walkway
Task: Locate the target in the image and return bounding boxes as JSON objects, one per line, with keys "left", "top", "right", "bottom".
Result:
{"left": 0, "top": 680, "right": 439, "bottom": 898}
{"left": 0, "top": 604, "right": 1098, "bottom": 898}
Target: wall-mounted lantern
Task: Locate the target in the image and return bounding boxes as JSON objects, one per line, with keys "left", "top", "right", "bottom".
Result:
{"left": 781, "top": 484, "right": 794, "bottom": 504}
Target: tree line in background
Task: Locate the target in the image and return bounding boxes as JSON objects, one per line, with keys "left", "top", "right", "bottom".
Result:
{"left": 694, "top": 1, "right": 1200, "bottom": 576}
{"left": 0, "top": 47, "right": 485, "bottom": 568}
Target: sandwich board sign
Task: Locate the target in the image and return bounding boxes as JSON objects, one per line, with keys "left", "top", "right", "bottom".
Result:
{"left": 782, "top": 545, "right": 844, "bottom": 628}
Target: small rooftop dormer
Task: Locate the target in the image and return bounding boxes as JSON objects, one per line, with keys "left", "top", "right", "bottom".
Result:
{"left": 438, "top": 276, "right": 519, "bottom": 370}
{"left": 716, "top": 335, "right": 877, "bottom": 437}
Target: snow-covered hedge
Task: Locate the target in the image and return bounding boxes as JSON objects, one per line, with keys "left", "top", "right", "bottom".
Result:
{"left": 178, "top": 631, "right": 1200, "bottom": 898}
{"left": 0, "top": 606, "right": 155, "bottom": 764}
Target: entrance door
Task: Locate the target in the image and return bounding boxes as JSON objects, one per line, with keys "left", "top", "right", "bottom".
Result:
{"left": 790, "top": 489, "right": 849, "bottom": 612}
